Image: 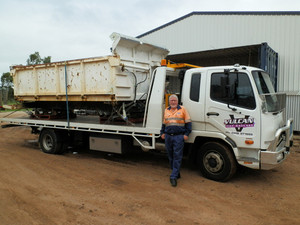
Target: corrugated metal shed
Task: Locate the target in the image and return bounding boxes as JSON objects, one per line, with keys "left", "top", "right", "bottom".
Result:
{"left": 166, "top": 43, "right": 279, "bottom": 90}
{"left": 138, "top": 11, "right": 300, "bottom": 131}
{"left": 286, "top": 94, "right": 300, "bottom": 131}
{"left": 166, "top": 44, "right": 263, "bottom": 66}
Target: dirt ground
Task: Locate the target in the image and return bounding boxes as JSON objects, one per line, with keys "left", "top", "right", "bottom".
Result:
{"left": 0, "top": 112, "right": 300, "bottom": 225}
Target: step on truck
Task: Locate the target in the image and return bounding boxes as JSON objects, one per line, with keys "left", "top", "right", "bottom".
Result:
{"left": 1, "top": 33, "right": 294, "bottom": 181}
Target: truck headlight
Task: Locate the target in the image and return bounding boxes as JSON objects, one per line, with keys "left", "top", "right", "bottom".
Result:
{"left": 276, "top": 152, "right": 284, "bottom": 162}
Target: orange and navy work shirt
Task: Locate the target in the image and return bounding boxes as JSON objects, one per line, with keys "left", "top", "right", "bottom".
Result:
{"left": 160, "top": 105, "right": 192, "bottom": 136}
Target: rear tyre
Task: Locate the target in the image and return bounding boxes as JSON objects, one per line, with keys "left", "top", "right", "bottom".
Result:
{"left": 39, "top": 129, "right": 64, "bottom": 154}
{"left": 198, "top": 142, "right": 237, "bottom": 182}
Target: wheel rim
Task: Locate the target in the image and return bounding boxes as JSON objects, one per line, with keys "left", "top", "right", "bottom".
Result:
{"left": 43, "top": 134, "right": 53, "bottom": 151}
{"left": 203, "top": 151, "right": 224, "bottom": 173}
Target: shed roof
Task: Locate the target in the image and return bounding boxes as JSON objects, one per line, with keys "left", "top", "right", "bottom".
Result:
{"left": 137, "top": 11, "right": 300, "bottom": 38}
{"left": 166, "top": 43, "right": 266, "bottom": 67}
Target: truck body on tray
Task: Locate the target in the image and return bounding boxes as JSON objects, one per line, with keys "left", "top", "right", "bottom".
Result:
{"left": 1, "top": 33, "right": 293, "bottom": 181}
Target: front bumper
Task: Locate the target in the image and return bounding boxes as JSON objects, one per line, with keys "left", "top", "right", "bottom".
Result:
{"left": 260, "top": 146, "right": 290, "bottom": 170}
{"left": 260, "top": 118, "right": 293, "bottom": 170}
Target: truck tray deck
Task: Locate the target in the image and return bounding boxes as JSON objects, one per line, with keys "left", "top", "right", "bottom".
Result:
{"left": 0, "top": 115, "right": 160, "bottom": 150}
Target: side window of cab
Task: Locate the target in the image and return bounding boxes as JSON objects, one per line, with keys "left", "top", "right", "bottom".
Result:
{"left": 190, "top": 73, "right": 201, "bottom": 102}
{"left": 210, "top": 72, "right": 256, "bottom": 110}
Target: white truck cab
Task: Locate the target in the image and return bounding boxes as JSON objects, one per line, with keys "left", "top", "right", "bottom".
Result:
{"left": 179, "top": 64, "right": 293, "bottom": 180}
{"left": 142, "top": 63, "right": 293, "bottom": 181}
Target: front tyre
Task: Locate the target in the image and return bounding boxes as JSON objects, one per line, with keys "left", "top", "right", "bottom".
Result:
{"left": 198, "top": 142, "right": 237, "bottom": 182}
{"left": 39, "top": 129, "right": 64, "bottom": 154}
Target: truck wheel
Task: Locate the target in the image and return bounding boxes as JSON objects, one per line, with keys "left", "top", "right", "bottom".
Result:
{"left": 39, "top": 129, "right": 63, "bottom": 154}
{"left": 198, "top": 142, "right": 237, "bottom": 182}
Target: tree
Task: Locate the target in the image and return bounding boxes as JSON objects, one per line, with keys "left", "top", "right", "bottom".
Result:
{"left": 26, "top": 52, "right": 51, "bottom": 65}
{"left": 1, "top": 72, "right": 13, "bottom": 88}
{"left": 1, "top": 72, "right": 13, "bottom": 105}
{"left": 43, "top": 56, "right": 51, "bottom": 64}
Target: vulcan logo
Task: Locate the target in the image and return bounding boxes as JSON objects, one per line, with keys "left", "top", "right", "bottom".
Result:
{"left": 224, "top": 115, "right": 255, "bottom": 132}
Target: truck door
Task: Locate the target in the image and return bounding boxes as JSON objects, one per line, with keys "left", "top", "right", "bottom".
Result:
{"left": 205, "top": 68, "right": 261, "bottom": 149}
{"left": 181, "top": 71, "right": 206, "bottom": 132}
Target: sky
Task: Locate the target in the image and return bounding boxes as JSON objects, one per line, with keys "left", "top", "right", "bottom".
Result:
{"left": 0, "top": 0, "right": 299, "bottom": 76}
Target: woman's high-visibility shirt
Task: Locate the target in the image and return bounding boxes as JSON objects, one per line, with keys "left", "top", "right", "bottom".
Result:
{"left": 160, "top": 105, "right": 192, "bottom": 136}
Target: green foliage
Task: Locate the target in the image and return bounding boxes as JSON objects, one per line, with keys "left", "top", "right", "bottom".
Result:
{"left": 27, "top": 51, "right": 41, "bottom": 65}
{"left": 26, "top": 52, "right": 51, "bottom": 65}
{"left": 1, "top": 72, "right": 13, "bottom": 88}
{"left": 0, "top": 72, "right": 14, "bottom": 105}
{"left": 43, "top": 56, "right": 51, "bottom": 64}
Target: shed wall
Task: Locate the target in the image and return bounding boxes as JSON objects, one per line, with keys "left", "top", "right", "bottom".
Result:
{"left": 139, "top": 12, "right": 300, "bottom": 130}
{"left": 139, "top": 13, "right": 300, "bottom": 93}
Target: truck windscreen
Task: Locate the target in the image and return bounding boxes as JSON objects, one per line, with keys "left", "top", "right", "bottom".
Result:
{"left": 252, "top": 71, "right": 286, "bottom": 113}
{"left": 252, "top": 71, "right": 275, "bottom": 94}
